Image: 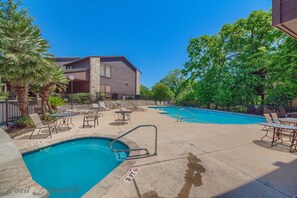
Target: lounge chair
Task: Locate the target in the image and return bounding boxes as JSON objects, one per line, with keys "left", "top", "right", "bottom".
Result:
{"left": 83, "top": 110, "right": 99, "bottom": 128}
{"left": 271, "top": 113, "right": 280, "bottom": 124}
{"left": 29, "top": 113, "right": 57, "bottom": 139}
{"left": 99, "top": 101, "right": 111, "bottom": 111}
{"left": 127, "top": 104, "right": 147, "bottom": 112}
{"left": 91, "top": 103, "right": 100, "bottom": 109}
{"left": 264, "top": 114, "right": 273, "bottom": 124}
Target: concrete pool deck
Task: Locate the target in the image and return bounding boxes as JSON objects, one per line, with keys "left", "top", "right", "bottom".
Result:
{"left": 12, "top": 107, "right": 297, "bottom": 198}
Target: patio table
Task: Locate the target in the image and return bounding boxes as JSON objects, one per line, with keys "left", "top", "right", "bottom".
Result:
{"left": 259, "top": 122, "right": 297, "bottom": 152}
{"left": 115, "top": 110, "right": 132, "bottom": 124}
{"left": 279, "top": 118, "right": 297, "bottom": 126}
{"left": 51, "top": 112, "right": 77, "bottom": 131}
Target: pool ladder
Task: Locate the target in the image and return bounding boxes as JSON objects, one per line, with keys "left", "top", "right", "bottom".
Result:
{"left": 110, "top": 124, "right": 158, "bottom": 160}
{"left": 176, "top": 108, "right": 196, "bottom": 122}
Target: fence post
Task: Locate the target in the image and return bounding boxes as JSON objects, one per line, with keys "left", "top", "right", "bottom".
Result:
{"left": 5, "top": 99, "right": 8, "bottom": 127}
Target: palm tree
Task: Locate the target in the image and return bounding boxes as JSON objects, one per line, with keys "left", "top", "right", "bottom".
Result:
{"left": 31, "top": 64, "right": 69, "bottom": 113}
{"left": 0, "top": 1, "right": 52, "bottom": 116}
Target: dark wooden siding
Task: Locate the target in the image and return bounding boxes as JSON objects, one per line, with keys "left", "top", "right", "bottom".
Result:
{"left": 100, "top": 58, "right": 136, "bottom": 96}
{"left": 65, "top": 81, "right": 90, "bottom": 93}
{"left": 272, "top": 0, "right": 297, "bottom": 39}
{"left": 68, "top": 59, "right": 90, "bottom": 69}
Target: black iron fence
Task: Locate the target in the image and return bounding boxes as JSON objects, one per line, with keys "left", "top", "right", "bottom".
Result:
{"left": 0, "top": 99, "right": 38, "bottom": 126}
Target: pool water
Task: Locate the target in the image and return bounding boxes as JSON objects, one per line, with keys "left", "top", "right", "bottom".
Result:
{"left": 22, "top": 138, "right": 129, "bottom": 198}
{"left": 150, "top": 106, "right": 265, "bottom": 124}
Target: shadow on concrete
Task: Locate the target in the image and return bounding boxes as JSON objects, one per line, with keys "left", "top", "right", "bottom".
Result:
{"left": 18, "top": 134, "right": 50, "bottom": 139}
{"left": 16, "top": 129, "right": 56, "bottom": 139}
{"left": 109, "top": 121, "right": 128, "bottom": 126}
{"left": 217, "top": 159, "right": 297, "bottom": 198}
{"left": 253, "top": 140, "right": 297, "bottom": 155}
{"left": 79, "top": 125, "right": 94, "bottom": 129}
{"left": 159, "top": 112, "right": 169, "bottom": 115}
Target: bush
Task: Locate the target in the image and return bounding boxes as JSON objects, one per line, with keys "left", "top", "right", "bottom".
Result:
{"left": 152, "top": 83, "right": 174, "bottom": 102}
{"left": 98, "top": 92, "right": 105, "bottom": 100}
{"left": 16, "top": 116, "right": 34, "bottom": 128}
{"left": 0, "top": 92, "right": 9, "bottom": 100}
{"left": 229, "top": 106, "right": 247, "bottom": 113}
{"left": 72, "top": 93, "right": 93, "bottom": 104}
{"left": 49, "top": 96, "right": 66, "bottom": 109}
{"left": 43, "top": 112, "right": 57, "bottom": 122}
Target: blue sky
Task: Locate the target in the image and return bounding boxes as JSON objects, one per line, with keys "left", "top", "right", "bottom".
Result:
{"left": 23, "top": 0, "right": 271, "bottom": 88}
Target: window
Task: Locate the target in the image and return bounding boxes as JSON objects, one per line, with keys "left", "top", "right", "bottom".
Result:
{"left": 100, "top": 64, "right": 111, "bottom": 78}
{"left": 100, "top": 84, "right": 112, "bottom": 98}
{"left": 66, "top": 66, "right": 73, "bottom": 70}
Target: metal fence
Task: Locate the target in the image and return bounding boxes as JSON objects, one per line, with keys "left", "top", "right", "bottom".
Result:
{"left": 0, "top": 99, "right": 38, "bottom": 126}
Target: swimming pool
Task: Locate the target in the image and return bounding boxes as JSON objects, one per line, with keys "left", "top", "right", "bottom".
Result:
{"left": 22, "top": 138, "right": 129, "bottom": 198}
{"left": 150, "top": 106, "right": 264, "bottom": 124}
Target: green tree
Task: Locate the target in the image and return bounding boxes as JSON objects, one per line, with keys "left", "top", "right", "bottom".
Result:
{"left": 183, "top": 34, "right": 225, "bottom": 108}
{"left": 31, "top": 64, "right": 69, "bottom": 113}
{"left": 183, "top": 10, "right": 297, "bottom": 109}
{"left": 160, "top": 69, "right": 185, "bottom": 98}
{"left": 152, "top": 83, "right": 173, "bottom": 102}
{"left": 140, "top": 85, "right": 152, "bottom": 99}
{"left": 0, "top": 0, "right": 52, "bottom": 115}
{"left": 265, "top": 36, "right": 297, "bottom": 107}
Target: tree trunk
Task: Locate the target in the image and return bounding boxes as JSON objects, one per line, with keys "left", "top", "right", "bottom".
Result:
{"left": 46, "top": 100, "right": 53, "bottom": 113}
{"left": 43, "top": 85, "right": 53, "bottom": 113}
{"left": 14, "top": 84, "right": 29, "bottom": 116}
{"left": 41, "top": 97, "right": 46, "bottom": 114}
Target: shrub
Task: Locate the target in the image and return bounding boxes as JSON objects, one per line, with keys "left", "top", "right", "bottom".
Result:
{"left": 0, "top": 92, "right": 9, "bottom": 100}
{"left": 49, "top": 96, "right": 66, "bottom": 109}
{"left": 98, "top": 92, "right": 105, "bottom": 100}
{"left": 152, "top": 83, "right": 174, "bottom": 102}
{"left": 229, "top": 106, "right": 247, "bottom": 113}
{"left": 16, "top": 116, "right": 34, "bottom": 128}
{"left": 72, "top": 93, "right": 93, "bottom": 104}
{"left": 43, "top": 112, "right": 57, "bottom": 122}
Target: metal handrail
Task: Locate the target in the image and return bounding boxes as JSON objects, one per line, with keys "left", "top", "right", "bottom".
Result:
{"left": 176, "top": 108, "right": 196, "bottom": 122}
{"left": 110, "top": 124, "right": 158, "bottom": 160}
{"left": 286, "top": 112, "right": 297, "bottom": 118}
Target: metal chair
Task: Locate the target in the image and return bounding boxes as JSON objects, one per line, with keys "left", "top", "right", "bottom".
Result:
{"left": 261, "top": 114, "right": 274, "bottom": 141}
{"left": 90, "top": 103, "right": 103, "bottom": 116}
{"left": 83, "top": 110, "right": 99, "bottom": 128}
{"left": 29, "top": 113, "right": 57, "bottom": 139}
{"left": 271, "top": 113, "right": 280, "bottom": 124}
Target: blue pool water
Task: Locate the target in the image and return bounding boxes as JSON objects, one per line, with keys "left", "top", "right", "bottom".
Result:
{"left": 150, "top": 106, "right": 265, "bottom": 124}
{"left": 22, "top": 138, "right": 129, "bottom": 198}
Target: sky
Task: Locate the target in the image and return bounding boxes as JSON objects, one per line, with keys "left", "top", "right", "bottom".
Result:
{"left": 22, "top": 0, "right": 271, "bottom": 88}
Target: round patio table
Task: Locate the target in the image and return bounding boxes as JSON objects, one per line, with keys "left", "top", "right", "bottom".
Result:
{"left": 51, "top": 112, "right": 77, "bottom": 131}
{"left": 115, "top": 110, "right": 132, "bottom": 124}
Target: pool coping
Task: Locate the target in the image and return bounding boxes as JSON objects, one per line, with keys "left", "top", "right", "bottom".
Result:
{"left": 149, "top": 105, "right": 265, "bottom": 124}
{"left": 0, "top": 129, "right": 49, "bottom": 198}
{"left": 19, "top": 133, "right": 140, "bottom": 198}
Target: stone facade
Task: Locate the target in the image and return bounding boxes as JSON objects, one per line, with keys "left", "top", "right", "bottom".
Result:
{"left": 136, "top": 70, "right": 141, "bottom": 95}
{"left": 56, "top": 56, "right": 141, "bottom": 97}
{"left": 89, "top": 57, "right": 101, "bottom": 95}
